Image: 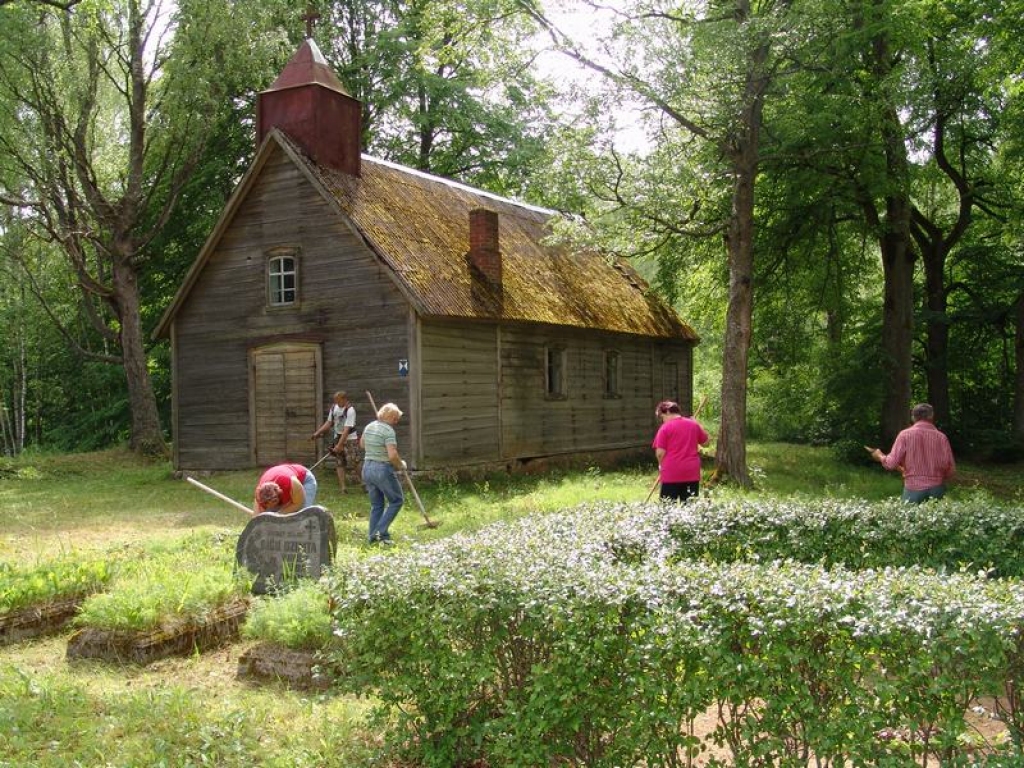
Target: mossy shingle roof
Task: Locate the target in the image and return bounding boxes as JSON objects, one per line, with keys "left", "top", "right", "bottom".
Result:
{"left": 156, "top": 130, "right": 699, "bottom": 343}
{"left": 294, "top": 139, "right": 696, "bottom": 341}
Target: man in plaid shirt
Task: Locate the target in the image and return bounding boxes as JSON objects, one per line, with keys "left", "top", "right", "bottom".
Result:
{"left": 869, "top": 403, "right": 956, "bottom": 503}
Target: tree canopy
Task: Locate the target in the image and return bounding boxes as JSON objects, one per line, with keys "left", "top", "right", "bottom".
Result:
{"left": 0, "top": 0, "right": 1021, "bottom": 473}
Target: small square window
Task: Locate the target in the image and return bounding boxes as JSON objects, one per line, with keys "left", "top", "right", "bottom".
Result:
{"left": 267, "top": 252, "right": 297, "bottom": 306}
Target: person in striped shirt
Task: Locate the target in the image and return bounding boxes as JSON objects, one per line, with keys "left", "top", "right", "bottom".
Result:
{"left": 869, "top": 403, "right": 955, "bottom": 503}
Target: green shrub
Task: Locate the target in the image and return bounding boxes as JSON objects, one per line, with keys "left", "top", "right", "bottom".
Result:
{"left": 242, "top": 581, "right": 333, "bottom": 651}
{"left": 74, "top": 533, "right": 251, "bottom": 632}
{"left": 831, "top": 436, "right": 877, "bottom": 466}
{"left": 324, "top": 500, "right": 1024, "bottom": 766}
{"left": 0, "top": 555, "right": 112, "bottom": 614}
{"left": 651, "top": 496, "right": 1024, "bottom": 576}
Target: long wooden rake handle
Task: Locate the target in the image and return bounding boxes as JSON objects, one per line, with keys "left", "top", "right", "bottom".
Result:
{"left": 402, "top": 467, "right": 439, "bottom": 527}
{"left": 309, "top": 451, "right": 333, "bottom": 471}
{"left": 185, "top": 475, "right": 253, "bottom": 516}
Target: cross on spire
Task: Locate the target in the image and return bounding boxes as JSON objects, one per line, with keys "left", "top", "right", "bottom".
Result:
{"left": 302, "top": 6, "right": 321, "bottom": 39}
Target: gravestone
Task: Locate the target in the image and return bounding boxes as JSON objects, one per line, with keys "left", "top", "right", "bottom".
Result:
{"left": 236, "top": 506, "right": 336, "bottom": 595}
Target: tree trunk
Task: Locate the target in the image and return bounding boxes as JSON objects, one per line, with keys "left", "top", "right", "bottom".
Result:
{"left": 873, "top": 83, "right": 915, "bottom": 445}
{"left": 1015, "top": 292, "right": 1024, "bottom": 444}
{"left": 921, "top": 242, "right": 950, "bottom": 427}
{"left": 878, "top": 206, "right": 915, "bottom": 446}
{"left": 713, "top": 18, "right": 767, "bottom": 489}
{"left": 853, "top": 11, "right": 916, "bottom": 447}
{"left": 715, "top": 170, "right": 756, "bottom": 487}
{"left": 112, "top": 259, "right": 166, "bottom": 457}
{"left": 914, "top": 98, "right": 973, "bottom": 433}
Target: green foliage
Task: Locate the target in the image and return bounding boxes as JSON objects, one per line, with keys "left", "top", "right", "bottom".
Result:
{"left": 325, "top": 498, "right": 1024, "bottom": 765}
{"left": 0, "top": 666, "right": 376, "bottom": 767}
{"left": 41, "top": 362, "right": 132, "bottom": 450}
{"left": 74, "top": 534, "right": 251, "bottom": 633}
{"left": 0, "top": 556, "right": 112, "bottom": 615}
{"left": 316, "top": 0, "right": 556, "bottom": 195}
{"left": 242, "top": 580, "right": 334, "bottom": 650}
{"left": 622, "top": 496, "right": 1024, "bottom": 577}
{"left": 3, "top": 448, "right": 1024, "bottom": 763}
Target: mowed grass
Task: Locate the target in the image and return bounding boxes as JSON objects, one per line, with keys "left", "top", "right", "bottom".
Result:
{"left": 1, "top": 443, "right": 1022, "bottom": 766}
{"left": 2, "top": 441, "right": 1020, "bottom": 564}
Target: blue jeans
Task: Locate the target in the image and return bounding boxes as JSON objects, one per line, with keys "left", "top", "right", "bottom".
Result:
{"left": 902, "top": 485, "right": 945, "bottom": 504}
{"left": 362, "top": 460, "right": 404, "bottom": 542}
{"left": 302, "top": 471, "right": 318, "bottom": 508}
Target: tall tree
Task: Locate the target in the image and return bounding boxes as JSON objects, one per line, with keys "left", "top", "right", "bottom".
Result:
{"left": 315, "top": 0, "right": 556, "bottom": 195}
{"left": 773, "top": 0, "right": 1018, "bottom": 444}
{"left": 521, "top": 0, "right": 799, "bottom": 486}
{"left": 905, "top": 0, "right": 1007, "bottom": 430}
{"left": 849, "top": 0, "right": 918, "bottom": 446}
{"left": 0, "top": 0, "right": 289, "bottom": 455}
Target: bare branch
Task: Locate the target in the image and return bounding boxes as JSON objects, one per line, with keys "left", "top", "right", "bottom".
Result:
{"left": 0, "top": 0, "right": 82, "bottom": 9}
{"left": 515, "top": 0, "right": 712, "bottom": 141}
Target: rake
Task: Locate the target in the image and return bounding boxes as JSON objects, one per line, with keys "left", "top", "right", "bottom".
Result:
{"left": 185, "top": 475, "right": 253, "bottom": 516}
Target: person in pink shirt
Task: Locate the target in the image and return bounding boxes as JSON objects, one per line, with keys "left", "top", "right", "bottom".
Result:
{"left": 652, "top": 400, "right": 709, "bottom": 502}
{"left": 869, "top": 403, "right": 955, "bottom": 503}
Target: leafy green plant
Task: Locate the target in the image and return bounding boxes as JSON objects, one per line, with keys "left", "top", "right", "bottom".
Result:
{"left": 0, "top": 556, "right": 112, "bottom": 614}
{"left": 242, "top": 580, "right": 334, "bottom": 651}
{"left": 630, "top": 496, "right": 1024, "bottom": 576}
{"left": 3, "top": 446, "right": 1024, "bottom": 766}
{"left": 74, "top": 533, "right": 251, "bottom": 632}
{"left": 325, "top": 500, "right": 1024, "bottom": 766}
{"left": 0, "top": 665, "right": 376, "bottom": 767}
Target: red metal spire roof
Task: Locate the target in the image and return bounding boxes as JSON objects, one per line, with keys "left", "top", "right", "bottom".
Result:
{"left": 265, "top": 39, "right": 350, "bottom": 95}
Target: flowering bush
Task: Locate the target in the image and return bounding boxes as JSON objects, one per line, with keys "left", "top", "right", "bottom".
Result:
{"left": 324, "top": 500, "right": 1024, "bottom": 766}
{"left": 607, "top": 496, "right": 1024, "bottom": 575}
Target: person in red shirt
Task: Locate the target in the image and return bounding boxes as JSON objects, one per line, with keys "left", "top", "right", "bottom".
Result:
{"left": 252, "top": 463, "right": 318, "bottom": 515}
{"left": 869, "top": 403, "right": 955, "bottom": 503}
{"left": 652, "top": 400, "right": 709, "bottom": 503}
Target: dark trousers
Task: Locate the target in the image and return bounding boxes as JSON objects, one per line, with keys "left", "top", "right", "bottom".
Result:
{"left": 660, "top": 481, "right": 699, "bottom": 502}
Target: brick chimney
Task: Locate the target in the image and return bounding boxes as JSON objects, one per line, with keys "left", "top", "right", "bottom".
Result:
{"left": 469, "top": 208, "right": 501, "bottom": 285}
{"left": 256, "top": 39, "right": 362, "bottom": 177}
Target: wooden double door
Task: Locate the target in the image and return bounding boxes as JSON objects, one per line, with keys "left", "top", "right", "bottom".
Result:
{"left": 250, "top": 343, "right": 322, "bottom": 467}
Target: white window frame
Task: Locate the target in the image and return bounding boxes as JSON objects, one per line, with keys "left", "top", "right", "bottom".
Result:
{"left": 267, "top": 249, "right": 298, "bottom": 307}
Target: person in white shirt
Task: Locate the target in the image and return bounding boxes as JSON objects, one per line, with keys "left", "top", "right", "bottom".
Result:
{"left": 311, "top": 390, "right": 360, "bottom": 492}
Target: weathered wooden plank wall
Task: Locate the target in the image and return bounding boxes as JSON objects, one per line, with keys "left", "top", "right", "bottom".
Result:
{"left": 172, "top": 147, "right": 411, "bottom": 471}
{"left": 415, "top": 320, "right": 694, "bottom": 468}
{"left": 419, "top": 321, "right": 501, "bottom": 465}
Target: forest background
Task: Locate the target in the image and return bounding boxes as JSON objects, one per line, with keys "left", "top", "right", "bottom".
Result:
{"left": 0, "top": 0, "right": 1021, "bottom": 486}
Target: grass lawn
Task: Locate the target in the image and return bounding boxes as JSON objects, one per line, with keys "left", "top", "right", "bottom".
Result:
{"left": 1, "top": 443, "right": 1022, "bottom": 766}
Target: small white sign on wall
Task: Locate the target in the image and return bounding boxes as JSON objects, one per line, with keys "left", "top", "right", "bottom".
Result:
{"left": 398, "top": 359, "right": 409, "bottom": 377}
